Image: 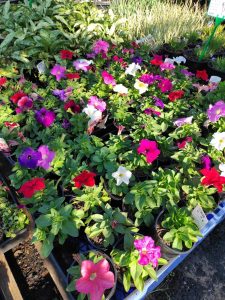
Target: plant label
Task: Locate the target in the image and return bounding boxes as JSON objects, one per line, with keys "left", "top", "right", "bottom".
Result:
{"left": 192, "top": 205, "right": 208, "bottom": 230}
{"left": 208, "top": 0, "right": 225, "bottom": 19}
{"left": 37, "top": 61, "right": 46, "bottom": 74}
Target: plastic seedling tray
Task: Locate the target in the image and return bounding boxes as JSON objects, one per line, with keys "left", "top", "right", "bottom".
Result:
{"left": 124, "top": 201, "right": 225, "bottom": 300}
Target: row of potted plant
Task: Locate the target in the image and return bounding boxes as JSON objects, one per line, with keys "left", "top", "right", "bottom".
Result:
{"left": 0, "top": 38, "right": 225, "bottom": 299}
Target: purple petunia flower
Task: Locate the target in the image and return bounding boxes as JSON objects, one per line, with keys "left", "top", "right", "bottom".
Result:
{"left": 62, "top": 119, "right": 71, "bottom": 129}
{"left": 52, "top": 87, "right": 73, "bottom": 102}
{"left": 139, "top": 73, "right": 156, "bottom": 85}
{"left": 37, "top": 145, "right": 55, "bottom": 170}
{"left": 207, "top": 101, "right": 225, "bottom": 123}
{"left": 153, "top": 96, "right": 164, "bottom": 109}
{"left": 35, "top": 107, "right": 56, "bottom": 127}
{"left": 132, "top": 56, "right": 143, "bottom": 65}
{"left": 173, "top": 116, "right": 193, "bottom": 127}
{"left": 181, "top": 69, "right": 194, "bottom": 77}
{"left": 50, "top": 64, "right": 66, "bottom": 81}
{"left": 88, "top": 96, "right": 106, "bottom": 112}
{"left": 18, "top": 147, "right": 42, "bottom": 169}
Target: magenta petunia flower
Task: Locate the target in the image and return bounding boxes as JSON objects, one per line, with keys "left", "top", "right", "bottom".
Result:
{"left": 88, "top": 96, "right": 106, "bottom": 112}
{"left": 37, "top": 145, "right": 55, "bottom": 170}
{"left": 76, "top": 259, "right": 115, "bottom": 300}
{"left": 134, "top": 236, "right": 161, "bottom": 267}
{"left": 160, "top": 62, "right": 175, "bottom": 71}
{"left": 16, "top": 96, "right": 33, "bottom": 114}
{"left": 158, "top": 78, "right": 173, "bottom": 93}
{"left": 201, "top": 155, "right": 211, "bottom": 170}
{"left": 92, "top": 40, "right": 110, "bottom": 54}
{"left": 50, "top": 64, "right": 66, "bottom": 81}
{"left": 35, "top": 107, "right": 56, "bottom": 127}
{"left": 173, "top": 116, "right": 193, "bottom": 127}
{"left": 101, "top": 71, "right": 116, "bottom": 86}
{"left": 153, "top": 96, "right": 164, "bottom": 109}
{"left": 139, "top": 73, "right": 156, "bottom": 85}
{"left": 137, "top": 139, "right": 160, "bottom": 164}
{"left": 207, "top": 101, "right": 225, "bottom": 123}
{"left": 144, "top": 108, "right": 161, "bottom": 116}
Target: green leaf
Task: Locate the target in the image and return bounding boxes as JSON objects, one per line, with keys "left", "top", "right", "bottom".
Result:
{"left": 144, "top": 265, "right": 158, "bottom": 281}
{"left": 35, "top": 214, "right": 52, "bottom": 228}
{"left": 62, "top": 220, "right": 78, "bottom": 237}
{"left": 41, "top": 236, "right": 54, "bottom": 257}
{"left": 123, "top": 270, "right": 131, "bottom": 292}
{"left": 0, "top": 32, "right": 15, "bottom": 49}
{"left": 66, "top": 279, "right": 76, "bottom": 292}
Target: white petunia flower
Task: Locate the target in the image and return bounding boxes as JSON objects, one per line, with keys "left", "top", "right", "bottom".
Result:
{"left": 125, "top": 63, "right": 141, "bottom": 76}
{"left": 134, "top": 79, "right": 148, "bottom": 94}
{"left": 164, "top": 58, "right": 175, "bottom": 64}
{"left": 173, "top": 56, "right": 186, "bottom": 65}
{"left": 210, "top": 132, "right": 225, "bottom": 151}
{"left": 83, "top": 104, "right": 102, "bottom": 126}
{"left": 209, "top": 76, "right": 221, "bottom": 84}
{"left": 0, "top": 138, "right": 9, "bottom": 152}
{"left": 113, "top": 84, "right": 128, "bottom": 94}
{"left": 112, "top": 166, "right": 132, "bottom": 186}
{"left": 219, "top": 163, "right": 225, "bottom": 177}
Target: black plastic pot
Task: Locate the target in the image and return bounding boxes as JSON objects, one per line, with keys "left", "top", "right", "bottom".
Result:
{"left": 155, "top": 210, "right": 192, "bottom": 260}
{"left": 67, "top": 250, "right": 117, "bottom": 300}
{"left": 183, "top": 49, "right": 209, "bottom": 72}
{"left": 207, "top": 61, "right": 225, "bottom": 81}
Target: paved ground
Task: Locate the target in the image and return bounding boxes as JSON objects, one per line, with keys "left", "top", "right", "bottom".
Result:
{"left": 146, "top": 220, "right": 225, "bottom": 300}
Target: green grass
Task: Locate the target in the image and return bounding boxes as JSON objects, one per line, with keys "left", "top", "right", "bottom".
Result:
{"left": 110, "top": 0, "right": 208, "bottom": 49}
{"left": 212, "top": 57, "right": 225, "bottom": 73}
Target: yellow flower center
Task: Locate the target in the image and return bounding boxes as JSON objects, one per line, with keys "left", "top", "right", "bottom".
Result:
{"left": 216, "top": 109, "right": 221, "bottom": 115}
{"left": 90, "top": 273, "right": 97, "bottom": 280}
{"left": 119, "top": 173, "right": 124, "bottom": 177}
{"left": 142, "top": 247, "right": 147, "bottom": 255}
{"left": 219, "top": 139, "right": 224, "bottom": 144}
{"left": 138, "top": 82, "right": 146, "bottom": 88}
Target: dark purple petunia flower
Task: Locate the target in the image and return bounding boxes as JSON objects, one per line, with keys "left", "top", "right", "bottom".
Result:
{"left": 18, "top": 147, "right": 42, "bottom": 169}
{"left": 153, "top": 96, "right": 165, "bottom": 109}
{"left": 35, "top": 107, "right": 56, "bottom": 127}
{"left": 201, "top": 155, "right": 211, "bottom": 170}
{"left": 62, "top": 119, "right": 71, "bottom": 129}
{"left": 132, "top": 56, "right": 143, "bottom": 65}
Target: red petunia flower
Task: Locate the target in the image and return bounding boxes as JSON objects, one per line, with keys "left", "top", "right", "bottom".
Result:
{"left": 18, "top": 178, "right": 45, "bottom": 198}
{"left": 73, "top": 170, "right": 96, "bottom": 188}
{"left": 196, "top": 70, "right": 208, "bottom": 81}
{"left": 150, "top": 55, "right": 163, "bottom": 66}
{"left": 66, "top": 73, "right": 80, "bottom": 80}
{"left": 10, "top": 91, "right": 27, "bottom": 104}
{"left": 168, "top": 90, "right": 185, "bottom": 102}
{"left": 4, "top": 122, "right": 20, "bottom": 130}
{"left": 177, "top": 136, "right": 192, "bottom": 149}
{"left": 200, "top": 167, "right": 225, "bottom": 192}
{"left": 64, "top": 100, "right": 80, "bottom": 113}
{"left": 0, "top": 77, "right": 7, "bottom": 86}
{"left": 60, "top": 50, "right": 74, "bottom": 60}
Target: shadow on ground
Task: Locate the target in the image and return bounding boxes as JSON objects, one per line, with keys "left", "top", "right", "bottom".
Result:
{"left": 146, "top": 221, "right": 225, "bottom": 300}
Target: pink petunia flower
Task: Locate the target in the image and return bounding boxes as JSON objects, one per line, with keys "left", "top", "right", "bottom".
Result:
{"left": 73, "top": 59, "right": 93, "bottom": 72}
{"left": 158, "top": 78, "right": 173, "bottom": 93}
{"left": 173, "top": 116, "right": 193, "bottom": 127}
{"left": 88, "top": 96, "right": 106, "bottom": 112}
{"left": 134, "top": 236, "right": 161, "bottom": 267}
{"left": 160, "top": 62, "right": 175, "bottom": 71}
{"left": 137, "top": 139, "right": 160, "bottom": 164}
{"left": 207, "top": 100, "right": 225, "bottom": 123}
{"left": 92, "top": 40, "right": 110, "bottom": 54}
{"left": 201, "top": 155, "right": 211, "bottom": 170}
{"left": 101, "top": 71, "right": 116, "bottom": 86}
{"left": 37, "top": 145, "right": 55, "bottom": 170}
{"left": 76, "top": 259, "right": 115, "bottom": 300}
{"left": 50, "top": 65, "right": 66, "bottom": 81}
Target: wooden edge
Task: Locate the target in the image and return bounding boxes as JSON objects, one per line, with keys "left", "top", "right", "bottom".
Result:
{"left": 0, "top": 252, "right": 23, "bottom": 300}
